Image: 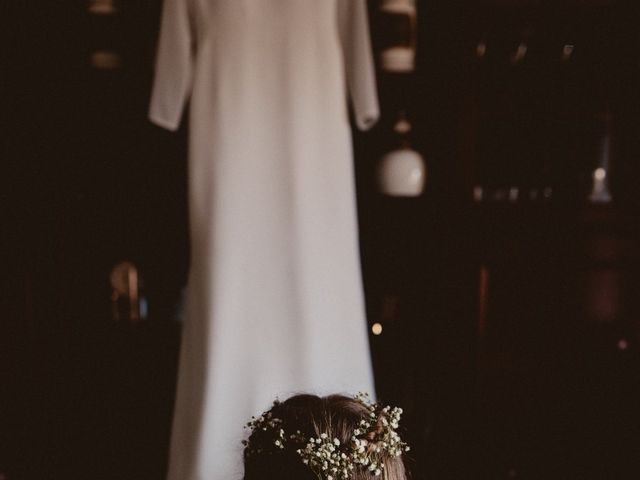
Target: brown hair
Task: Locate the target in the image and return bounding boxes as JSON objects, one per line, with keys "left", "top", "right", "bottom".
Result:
{"left": 243, "top": 394, "right": 409, "bottom": 480}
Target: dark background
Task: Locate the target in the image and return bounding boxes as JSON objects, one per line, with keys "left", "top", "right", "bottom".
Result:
{"left": 3, "top": 0, "right": 640, "bottom": 479}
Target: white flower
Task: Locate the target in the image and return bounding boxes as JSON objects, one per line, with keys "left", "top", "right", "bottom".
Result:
{"left": 246, "top": 393, "right": 409, "bottom": 480}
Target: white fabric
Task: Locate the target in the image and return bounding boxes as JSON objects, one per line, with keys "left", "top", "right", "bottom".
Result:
{"left": 149, "top": 2, "right": 379, "bottom": 480}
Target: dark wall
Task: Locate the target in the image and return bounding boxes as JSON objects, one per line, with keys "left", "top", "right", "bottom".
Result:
{"left": 363, "top": 1, "right": 640, "bottom": 479}
{"left": 3, "top": 2, "right": 183, "bottom": 478}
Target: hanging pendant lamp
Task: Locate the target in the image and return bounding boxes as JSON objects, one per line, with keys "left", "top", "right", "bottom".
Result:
{"left": 377, "top": 113, "right": 426, "bottom": 197}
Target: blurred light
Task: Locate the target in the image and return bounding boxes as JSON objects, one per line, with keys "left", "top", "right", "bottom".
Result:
{"left": 473, "top": 185, "right": 483, "bottom": 202}
{"left": 90, "top": 50, "right": 122, "bottom": 70}
{"left": 511, "top": 43, "right": 527, "bottom": 64}
{"left": 476, "top": 41, "right": 487, "bottom": 58}
{"left": 594, "top": 167, "right": 607, "bottom": 181}
{"left": 562, "top": 44, "right": 575, "bottom": 61}
{"left": 110, "top": 261, "right": 144, "bottom": 322}
{"left": 372, "top": 323, "right": 383, "bottom": 335}
{"left": 617, "top": 339, "right": 629, "bottom": 351}
{"left": 88, "top": 0, "right": 117, "bottom": 15}
{"left": 394, "top": 117, "right": 412, "bottom": 135}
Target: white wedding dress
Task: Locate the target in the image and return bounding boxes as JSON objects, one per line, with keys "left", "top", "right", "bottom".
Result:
{"left": 149, "top": 1, "right": 379, "bottom": 479}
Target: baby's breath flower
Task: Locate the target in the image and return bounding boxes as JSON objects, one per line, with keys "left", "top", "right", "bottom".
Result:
{"left": 243, "top": 393, "right": 409, "bottom": 480}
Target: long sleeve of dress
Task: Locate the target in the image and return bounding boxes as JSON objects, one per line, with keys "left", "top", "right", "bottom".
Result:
{"left": 338, "top": 0, "right": 380, "bottom": 131}
{"left": 148, "top": 0, "right": 194, "bottom": 131}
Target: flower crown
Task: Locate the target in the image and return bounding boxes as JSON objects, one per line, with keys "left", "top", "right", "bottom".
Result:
{"left": 242, "top": 393, "right": 410, "bottom": 480}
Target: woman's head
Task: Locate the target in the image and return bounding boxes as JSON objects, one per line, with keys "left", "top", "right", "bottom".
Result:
{"left": 243, "top": 393, "right": 409, "bottom": 480}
